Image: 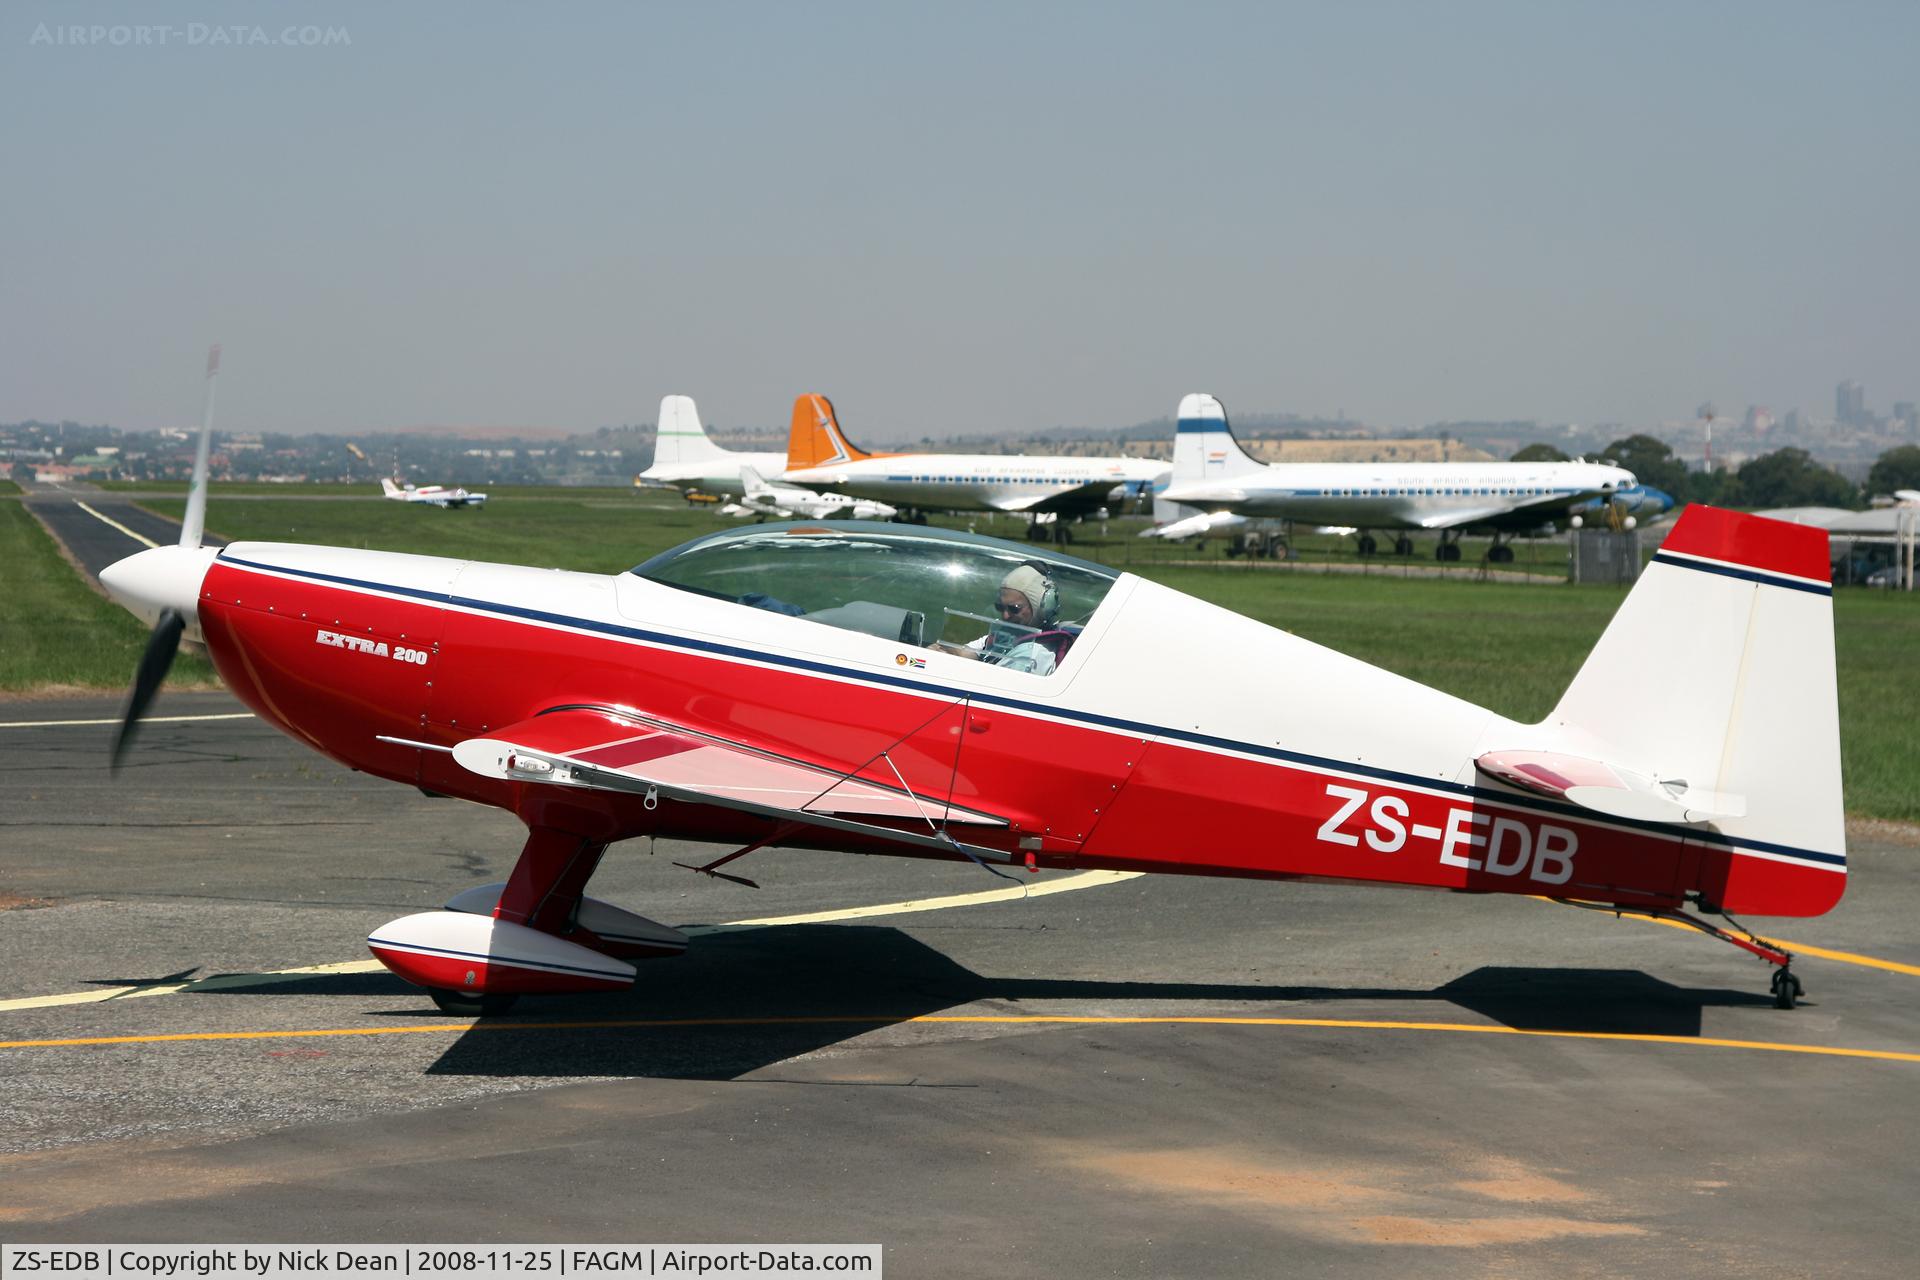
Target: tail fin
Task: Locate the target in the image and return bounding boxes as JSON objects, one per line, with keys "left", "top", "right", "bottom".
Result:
{"left": 1173, "top": 393, "right": 1268, "bottom": 486}
{"left": 1546, "top": 505, "right": 1844, "bottom": 915}
{"left": 649, "top": 395, "right": 728, "bottom": 467}
{"left": 739, "top": 464, "right": 770, "bottom": 495}
{"left": 381, "top": 477, "right": 402, "bottom": 498}
{"left": 786, "top": 394, "right": 873, "bottom": 471}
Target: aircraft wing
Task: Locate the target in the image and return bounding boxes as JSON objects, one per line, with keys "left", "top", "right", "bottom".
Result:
{"left": 447, "top": 708, "right": 1011, "bottom": 858}
{"left": 1421, "top": 488, "right": 1608, "bottom": 530}
{"left": 1475, "top": 749, "right": 1745, "bottom": 824}
{"left": 989, "top": 480, "right": 1130, "bottom": 515}
{"left": 1415, "top": 505, "right": 1518, "bottom": 530}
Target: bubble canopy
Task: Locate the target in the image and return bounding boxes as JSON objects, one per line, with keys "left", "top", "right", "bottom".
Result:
{"left": 630, "top": 522, "right": 1122, "bottom": 664}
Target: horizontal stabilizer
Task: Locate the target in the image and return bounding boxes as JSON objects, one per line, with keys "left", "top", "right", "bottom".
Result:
{"left": 1476, "top": 749, "right": 1746, "bottom": 825}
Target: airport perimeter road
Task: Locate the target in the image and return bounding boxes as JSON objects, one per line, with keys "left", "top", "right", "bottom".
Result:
{"left": 3, "top": 692, "right": 1918, "bottom": 1276}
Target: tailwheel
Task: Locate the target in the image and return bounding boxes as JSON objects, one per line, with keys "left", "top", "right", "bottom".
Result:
{"left": 427, "top": 987, "right": 521, "bottom": 1017}
{"left": 1771, "top": 968, "right": 1804, "bottom": 1010}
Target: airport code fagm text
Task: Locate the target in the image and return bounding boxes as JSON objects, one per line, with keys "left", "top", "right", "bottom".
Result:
{"left": 0, "top": 1249, "right": 880, "bottom": 1279}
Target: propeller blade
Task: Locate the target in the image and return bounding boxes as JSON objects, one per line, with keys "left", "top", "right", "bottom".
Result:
{"left": 111, "top": 608, "right": 185, "bottom": 770}
{"left": 178, "top": 344, "right": 219, "bottom": 549}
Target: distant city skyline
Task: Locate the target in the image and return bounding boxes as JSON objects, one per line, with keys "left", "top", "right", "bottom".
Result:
{"left": 3, "top": 2, "right": 1916, "bottom": 440}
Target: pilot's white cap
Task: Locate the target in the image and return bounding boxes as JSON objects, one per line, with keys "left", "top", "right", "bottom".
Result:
{"left": 1001, "top": 564, "right": 1050, "bottom": 614}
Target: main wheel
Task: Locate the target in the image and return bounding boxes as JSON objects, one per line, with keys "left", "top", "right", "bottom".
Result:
{"left": 427, "top": 987, "right": 521, "bottom": 1017}
{"left": 1394, "top": 536, "right": 1414, "bottom": 556}
{"left": 1488, "top": 544, "right": 1514, "bottom": 564}
{"left": 1356, "top": 534, "right": 1377, "bottom": 557}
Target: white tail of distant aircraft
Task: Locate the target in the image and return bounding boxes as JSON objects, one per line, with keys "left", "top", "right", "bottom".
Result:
{"left": 639, "top": 395, "right": 787, "bottom": 499}
{"left": 381, "top": 477, "right": 488, "bottom": 509}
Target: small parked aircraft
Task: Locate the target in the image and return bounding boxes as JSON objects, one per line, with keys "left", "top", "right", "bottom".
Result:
{"left": 733, "top": 465, "right": 898, "bottom": 522}
{"left": 381, "top": 477, "right": 488, "bottom": 509}
{"left": 103, "top": 353, "right": 1841, "bottom": 1015}
{"left": 1158, "top": 394, "right": 1647, "bottom": 561}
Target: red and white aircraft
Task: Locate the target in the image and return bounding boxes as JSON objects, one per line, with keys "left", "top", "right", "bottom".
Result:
{"left": 382, "top": 477, "right": 488, "bottom": 509}
{"left": 103, "top": 354, "right": 1843, "bottom": 1014}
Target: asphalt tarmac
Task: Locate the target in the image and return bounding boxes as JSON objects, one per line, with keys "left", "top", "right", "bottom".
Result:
{"left": 23, "top": 487, "right": 225, "bottom": 581}
{"left": 3, "top": 691, "right": 1918, "bottom": 1276}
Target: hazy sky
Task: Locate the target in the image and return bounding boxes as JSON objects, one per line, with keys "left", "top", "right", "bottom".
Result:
{"left": 3, "top": 2, "right": 1915, "bottom": 440}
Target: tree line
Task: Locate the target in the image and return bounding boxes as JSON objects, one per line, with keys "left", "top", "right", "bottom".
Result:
{"left": 1510, "top": 438, "right": 1920, "bottom": 510}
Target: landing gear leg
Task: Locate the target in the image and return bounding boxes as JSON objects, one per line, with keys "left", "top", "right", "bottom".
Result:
{"left": 1487, "top": 535, "right": 1515, "bottom": 564}
{"left": 497, "top": 826, "right": 610, "bottom": 934}
{"left": 1553, "top": 897, "right": 1800, "bottom": 1008}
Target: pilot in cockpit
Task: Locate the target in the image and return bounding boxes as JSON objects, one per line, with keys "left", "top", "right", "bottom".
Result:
{"left": 932, "top": 563, "right": 1063, "bottom": 675}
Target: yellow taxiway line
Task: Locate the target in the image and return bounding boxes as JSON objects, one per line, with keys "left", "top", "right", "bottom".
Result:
{"left": 0, "top": 870, "right": 1144, "bottom": 1014}
{"left": 3, "top": 1012, "right": 1918, "bottom": 1066}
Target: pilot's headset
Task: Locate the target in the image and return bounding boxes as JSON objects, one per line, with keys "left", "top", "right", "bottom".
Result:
{"left": 1010, "top": 560, "right": 1061, "bottom": 628}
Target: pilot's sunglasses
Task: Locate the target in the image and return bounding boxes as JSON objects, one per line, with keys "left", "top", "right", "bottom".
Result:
{"left": 994, "top": 601, "right": 1025, "bottom": 616}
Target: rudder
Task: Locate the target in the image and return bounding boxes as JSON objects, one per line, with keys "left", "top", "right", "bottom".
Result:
{"left": 1173, "top": 393, "right": 1267, "bottom": 486}
{"left": 650, "top": 395, "right": 726, "bottom": 467}
{"left": 1546, "top": 505, "right": 1844, "bottom": 915}
{"left": 785, "top": 394, "right": 871, "bottom": 471}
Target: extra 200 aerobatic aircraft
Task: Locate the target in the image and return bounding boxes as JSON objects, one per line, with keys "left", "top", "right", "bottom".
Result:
{"left": 104, "top": 353, "right": 1842, "bottom": 1015}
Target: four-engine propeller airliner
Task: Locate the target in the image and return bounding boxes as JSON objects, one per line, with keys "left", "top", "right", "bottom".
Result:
{"left": 1158, "top": 394, "right": 1659, "bottom": 561}
{"left": 780, "top": 394, "right": 1167, "bottom": 527}
{"left": 102, "top": 354, "right": 1843, "bottom": 1017}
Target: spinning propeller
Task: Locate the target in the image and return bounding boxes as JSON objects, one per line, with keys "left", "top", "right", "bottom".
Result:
{"left": 107, "top": 344, "right": 220, "bottom": 770}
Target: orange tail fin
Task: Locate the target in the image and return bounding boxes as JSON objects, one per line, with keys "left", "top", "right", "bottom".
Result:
{"left": 786, "top": 394, "right": 876, "bottom": 470}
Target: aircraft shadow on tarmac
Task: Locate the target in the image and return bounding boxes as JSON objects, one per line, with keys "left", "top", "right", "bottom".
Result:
{"left": 191, "top": 924, "right": 1774, "bottom": 1080}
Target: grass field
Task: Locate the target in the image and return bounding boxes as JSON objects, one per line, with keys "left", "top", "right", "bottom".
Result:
{"left": 0, "top": 479, "right": 21, "bottom": 496}
{"left": 135, "top": 493, "right": 1920, "bottom": 820}
{"left": 0, "top": 501, "right": 217, "bottom": 694}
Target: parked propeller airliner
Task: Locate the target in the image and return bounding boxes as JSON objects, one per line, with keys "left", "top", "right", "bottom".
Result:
{"left": 780, "top": 394, "right": 1167, "bottom": 524}
{"left": 1158, "top": 394, "right": 1662, "bottom": 561}
{"left": 103, "top": 353, "right": 1842, "bottom": 1016}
